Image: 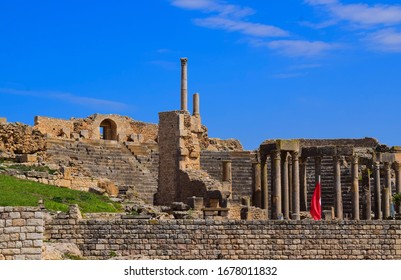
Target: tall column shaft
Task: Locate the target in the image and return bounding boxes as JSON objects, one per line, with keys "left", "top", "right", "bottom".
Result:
{"left": 193, "top": 93, "right": 199, "bottom": 116}
{"left": 252, "top": 163, "right": 262, "bottom": 208}
{"left": 282, "top": 152, "right": 289, "bottom": 219}
{"left": 180, "top": 58, "right": 188, "bottom": 111}
{"left": 288, "top": 159, "right": 293, "bottom": 213}
{"left": 363, "top": 169, "right": 372, "bottom": 220}
{"left": 334, "top": 156, "right": 343, "bottom": 220}
{"left": 351, "top": 156, "right": 360, "bottom": 220}
{"left": 384, "top": 162, "right": 392, "bottom": 197}
{"left": 261, "top": 158, "right": 268, "bottom": 216}
{"left": 292, "top": 151, "right": 300, "bottom": 220}
{"left": 315, "top": 157, "right": 322, "bottom": 187}
{"left": 300, "top": 157, "right": 308, "bottom": 211}
{"left": 272, "top": 151, "right": 282, "bottom": 219}
{"left": 395, "top": 162, "right": 401, "bottom": 213}
{"left": 374, "top": 162, "right": 382, "bottom": 220}
{"left": 383, "top": 188, "right": 390, "bottom": 219}
{"left": 222, "top": 160, "right": 232, "bottom": 182}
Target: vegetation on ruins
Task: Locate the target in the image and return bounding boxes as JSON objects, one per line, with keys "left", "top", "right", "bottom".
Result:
{"left": 393, "top": 193, "right": 401, "bottom": 207}
{"left": 0, "top": 175, "right": 121, "bottom": 213}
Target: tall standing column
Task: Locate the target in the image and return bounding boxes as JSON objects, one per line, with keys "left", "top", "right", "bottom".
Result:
{"left": 261, "top": 158, "right": 268, "bottom": 216}
{"left": 333, "top": 156, "right": 343, "bottom": 220}
{"left": 252, "top": 162, "right": 262, "bottom": 208}
{"left": 272, "top": 150, "right": 282, "bottom": 219}
{"left": 315, "top": 157, "right": 322, "bottom": 188}
{"left": 288, "top": 158, "right": 293, "bottom": 213}
{"left": 222, "top": 160, "right": 232, "bottom": 199}
{"left": 193, "top": 93, "right": 199, "bottom": 116}
{"left": 282, "top": 152, "right": 290, "bottom": 219}
{"left": 395, "top": 162, "right": 401, "bottom": 213}
{"left": 382, "top": 188, "right": 390, "bottom": 219}
{"left": 384, "top": 162, "right": 392, "bottom": 196}
{"left": 180, "top": 58, "right": 188, "bottom": 111}
{"left": 351, "top": 156, "right": 360, "bottom": 220}
{"left": 300, "top": 157, "right": 308, "bottom": 211}
{"left": 363, "top": 169, "right": 372, "bottom": 220}
{"left": 292, "top": 151, "right": 300, "bottom": 220}
{"left": 374, "top": 161, "right": 382, "bottom": 220}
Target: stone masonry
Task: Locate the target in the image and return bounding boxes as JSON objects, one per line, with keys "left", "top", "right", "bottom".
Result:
{"left": 0, "top": 207, "right": 43, "bottom": 260}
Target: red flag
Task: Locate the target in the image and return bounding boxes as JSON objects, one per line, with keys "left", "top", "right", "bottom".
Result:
{"left": 310, "top": 181, "right": 321, "bottom": 220}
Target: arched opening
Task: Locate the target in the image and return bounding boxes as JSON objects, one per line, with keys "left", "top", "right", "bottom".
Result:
{"left": 99, "top": 119, "right": 117, "bottom": 140}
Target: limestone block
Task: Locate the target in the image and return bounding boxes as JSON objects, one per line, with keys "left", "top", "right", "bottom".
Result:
{"left": 80, "top": 130, "right": 89, "bottom": 138}
{"left": 180, "top": 147, "right": 189, "bottom": 156}
{"left": 89, "top": 186, "right": 106, "bottom": 195}
{"left": 97, "top": 180, "right": 119, "bottom": 197}
{"left": 55, "top": 179, "right": 72, "bottom": 188}
{"left": 19, "top": 154, "right": 37, "bottom": 163}
{"left": 61, "top": 166, "right": 71, "bottom": 180}
{"left": 60, "top": 127, "right": 71, "bottom": 138}
{"left": 0, "top": 117, "right": 6, "bottom": 124}
{"left": 71, "top": 132, "right": 80, "bottom": 140}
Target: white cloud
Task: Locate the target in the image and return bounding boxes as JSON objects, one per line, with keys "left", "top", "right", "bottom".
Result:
{"left": 265, "top": 40, "right": 337, "bottom": 57}
{"left": 193, "top": 17, "right": 288, "bottom": 37}
{"left": 0, "top": 88, "right": 128, "bottom": 111}
{"left": 365, "top": 28, "right": 401, "bottom": 52}
{"left": 171, "top": 0, "right": 254, "bottom": 18}
{"left": 170, "top": 0, "right": 287, "bottom": 38}
{"left": 307, "top": 1, "right": 401, "bottom": 27}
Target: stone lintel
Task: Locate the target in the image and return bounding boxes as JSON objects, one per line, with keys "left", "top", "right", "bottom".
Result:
{"left": 374, "top": 152, "right": 400, "bottom": 163}
{"left": 301, "top": 145, "right": 353, "bottom": 158}
{"left": 391, "top": 146, "right": 401, "bottom": 152}
{"left": 264, "top": 140, "right": 300, "bottom": 153}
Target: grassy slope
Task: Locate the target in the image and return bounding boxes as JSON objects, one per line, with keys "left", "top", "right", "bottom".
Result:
{"left": 0, "top": 174, "right": 121, "bottom": 213}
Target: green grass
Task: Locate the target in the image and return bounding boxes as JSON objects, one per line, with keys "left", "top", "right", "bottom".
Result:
{"left": 0, "top": 174, "right": 122, "bottom": 213}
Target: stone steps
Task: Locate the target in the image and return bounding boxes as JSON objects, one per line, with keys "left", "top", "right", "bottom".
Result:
{"left": 45, "top": 139, "right": 158, "bottom": 204}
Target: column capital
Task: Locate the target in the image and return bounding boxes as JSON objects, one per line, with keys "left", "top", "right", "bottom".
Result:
{"left": 394, "top": 161, "right": 401, "bottom": 170}
{"left": 384, "top": 162, "right": 391, "bottom": 170}
{"left": 180, "top": 57, "right": 188, "bottom": 65}
{"left": 282, "top": 151, "right": 290, "bottom": 162}
{"left": 291, "top": 151, "right": 299, "bottom": 159}
{"left": 374, "top": 161, "right": 381, "bottom": 168}
{"left": 352, "top": 155, "right": 359, "bottom": 165}
{"left": 272, "top": 150, "right": 281, "bottom": 160}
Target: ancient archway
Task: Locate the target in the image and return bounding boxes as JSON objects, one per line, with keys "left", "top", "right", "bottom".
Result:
{"left": 99, "top": 119, "right": 117, "bottom": 140}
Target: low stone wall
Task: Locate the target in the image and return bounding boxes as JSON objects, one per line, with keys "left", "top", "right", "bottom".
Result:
{"left": 0, "top": 207, "right": 43, "bottom": 260}
{"left": 45, "top": 215, "right": 401, "bottom": 260}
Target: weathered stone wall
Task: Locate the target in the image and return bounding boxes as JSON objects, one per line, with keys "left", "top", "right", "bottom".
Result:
{"left": 0, "top": 122, "right": 46, "bottom": 155}
{"left": 200, "top": 151, "right": 256, "bottom": 202}
{"left": 34, "top": 116, "right": 74, "bottom": 138}
{"left": 0, "top": 207, "right": 43, "bottom": 260}
{"left": 34, "top": 114, "right": 158, "bottom": 143}
{"left": 45, "top": 217, "right": 401, "bottom": 260}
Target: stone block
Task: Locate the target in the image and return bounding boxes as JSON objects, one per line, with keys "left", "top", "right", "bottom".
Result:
{"left": 0, "top": 117, "right": 6, "bottom": 124}
{"left": 27, "top": 219, "right": 42, "bottom": 226}
{"left": 21, "top": 247, "right": 41, "bottom": 255}
{"left": 19, "top": 154, "right": 37, "bottom": 163}
{"left": 97, "top": 180, "right": 119, "bottom": 197}
{"left": 335, "top": 146, "right": 353, "bottom": 156}
{"left": 61, "top": 167, "right": 72, "bottom": 180}
{"left": 80, "top": 130, "right": 89, "bottom": 138}
{"left": 55, "top": 179, "right": 72, "bottom": 188}
{"left": 12, "top": 219, "right": 25, "bottom": 227}
{"left": 277, "top": 140, "right": 299, "bottom": 152}
{"left": 71, "top": 132, "right": 80, "bottom": 140}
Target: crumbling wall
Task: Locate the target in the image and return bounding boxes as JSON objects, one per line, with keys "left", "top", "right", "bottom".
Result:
{"left": 34, "top": 116, "right": 74, "bottom": 138}
{"left": 0, "top": 122, "right": 46, "bottom": 155}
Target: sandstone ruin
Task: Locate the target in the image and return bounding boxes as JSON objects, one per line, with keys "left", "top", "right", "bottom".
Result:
{"left": 1, "top": 58, "right": 401, "bottom": 260}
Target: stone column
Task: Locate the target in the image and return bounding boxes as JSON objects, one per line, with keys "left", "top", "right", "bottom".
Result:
{"left": 272, "top": 150, "right": 282, "bottom": 219}
{"left": 374, "top": 161, "right": 382, "bottom": 220}
{"left": 193, "top": 93, "right": 200, "bottom": 116}
{"left": 395, "top": 162, "right": 401, "bottom": 213}
{"left": 351, "top": 156, "right": 360, "bottom": 220}
{"left": 222, "top": 160, "right": 232, "bottom": 182}
{"left": 363, "top": 169, "right": 372, "bottom": 220}
{"left": 300, "top": 157, "right": 308, "bottom": 211}
{"left": 315, "top": 157, "right": 322, "bottom": 187}
{"left": 180, "top": 58, "right": 188, "bottom": 111}
{"left": 292, "top": 151, "right": 300, "bottom": 220}
{"left": 384, "top": 162, "right": 392, "bottom": 197}
{"left": 261, "top": 158, "right": 268, "bottom": 214}
{"left": 288, "top": 158, "right": 293, "bottom": 213}
{"left": 252, "top": 163, "right": 262, "bottom": 208}
{"left": 382, "top": 188, "right": 390, "bottom": 219}
{"left": 281, "top": 152, "right": 290, "bottom": 219}
{"left": 333, "top": 156, "right": 343, "bottom": 220}
{"left": 222, "top": 160, "right": 232, "bottom": 199}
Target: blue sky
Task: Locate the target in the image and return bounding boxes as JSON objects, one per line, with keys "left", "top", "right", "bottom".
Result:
{"left": 1, "top": 0, "right": 401, "bottom": 150}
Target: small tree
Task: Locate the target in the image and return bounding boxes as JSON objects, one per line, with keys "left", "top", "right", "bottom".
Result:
{"left": 392, "top": 193, "right": 401, "bottom": 207}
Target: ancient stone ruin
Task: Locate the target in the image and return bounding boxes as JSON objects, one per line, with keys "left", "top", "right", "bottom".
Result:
{"left": 1, "top": 58, "right": 401, "bottom": 260}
